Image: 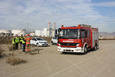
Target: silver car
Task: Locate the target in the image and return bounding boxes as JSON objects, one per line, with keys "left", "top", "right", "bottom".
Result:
{"left": 30, "top": 37, "right": 48, "bottom": 47}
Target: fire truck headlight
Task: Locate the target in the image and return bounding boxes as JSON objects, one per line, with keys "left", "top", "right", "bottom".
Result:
{"left": 57, "top": 43, "right": 61, "bottom": 46}
{"left": 76, "top": 43, "right": 80, "bottom": 47}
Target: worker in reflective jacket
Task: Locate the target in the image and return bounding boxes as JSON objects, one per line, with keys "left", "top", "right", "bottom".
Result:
{"left": 20, "top": 37, "right": 26, "bottom": 52}
{"left": 25, "top": 34, "right": 32, "bottom": 52}
{"left": 12, "top": 35, "right": 20, "bottom": 50}
{"left": 12, "top": 37, "right": 16, "bottom": 50}
{"left": 19, "top": 35, "right": 25, "bottom": 49}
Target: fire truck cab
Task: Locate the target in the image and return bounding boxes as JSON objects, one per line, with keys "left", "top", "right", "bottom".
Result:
{"left": 57, "top": 24, "right": 99, "bottom": 53}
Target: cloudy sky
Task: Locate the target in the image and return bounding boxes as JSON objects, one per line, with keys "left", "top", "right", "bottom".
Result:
{"left": 0, "top": 0, "right": 115, "bottom": 32}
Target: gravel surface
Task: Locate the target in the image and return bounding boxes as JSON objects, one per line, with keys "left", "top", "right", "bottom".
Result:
{"left": 0, "top": 40, "right": 115, "bottom": 77}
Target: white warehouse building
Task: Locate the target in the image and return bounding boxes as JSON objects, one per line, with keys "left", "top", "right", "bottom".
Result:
{"left": 35, "top": 30, "right": 41, "bottom": 36}
{"left": 35, "top": 28, "right": 56, "bottom": 37}
{"left": 11, "top": 29, "right": 26, "bottom": 36}
{"left": 35, "top": 22, "right": 56, "bottom": 37}
{"left": 0, "top": 30, "right": 11, "bottom": 36}
{"left": 35, "top": 28, "right": 49, "bottom": 37}
{"left": 0, "top": 30, "right": 11, "bottom": 34}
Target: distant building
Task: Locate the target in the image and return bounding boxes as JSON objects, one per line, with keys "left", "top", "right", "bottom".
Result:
{"left": 11, "top": 29, "right": 26, "bottom": 36}
{"left": 30, "top": 32, "right": 35, "bottom": 36}
{"left": 0, "top": 30, "right": 11, "bottom": 34}
{"left": 35, "top": 28, "right": 49, "bottom": 37}
{"left": 35, "top": 22, "right": 56, "bottom": 37}
{"left": 0, "top": 30, "right": 11, "bottom": 36}
{"left": 43, "top": 28, "right": 49, "bottom": 37}
{"left": 47, "top": 22, "right": 56, "bottom": 37}
{"left": 35, "top": 30, "right": 42, "bottom": 36}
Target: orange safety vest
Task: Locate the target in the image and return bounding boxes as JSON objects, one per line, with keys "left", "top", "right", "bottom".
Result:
{"left": 25, "top": 37, "right": 31, "bottom": 44}
{"left": 25, "top": 36, "right": 32, "bottom": 52}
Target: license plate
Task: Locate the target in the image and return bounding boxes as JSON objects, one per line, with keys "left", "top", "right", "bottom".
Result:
{"left": 64, "top": 49, "right": 73, "bottom": 52}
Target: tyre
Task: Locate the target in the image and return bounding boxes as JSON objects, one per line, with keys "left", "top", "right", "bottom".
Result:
{"left": 84, "top": 45, "right": 88, "bottom": 53}
{"left": 94, "top": 43, "right": 98, "bottom": 50}
{"left": 51, "top": 41, "right": 54, "bottom": 45}
{"left": 51, "top": 42, "right": 54, "bottom": 45}
{"left": 36, "top": 43, "right": 39, "bottom": 46}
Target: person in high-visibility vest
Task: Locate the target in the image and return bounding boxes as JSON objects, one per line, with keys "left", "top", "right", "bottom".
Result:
{"left": 19, "top": 35, "right": 25, "bottom": 49}
{"left": 15, "top": 35, "right": 20, "bottom": 50}
{"left": 12, "top": 37, "right": 16, "bottom": 50}
{"left": 12, "top": 35, "right": 20, "bottom": 50}
{"left": 25, "top": 34, "right": 32, "bottom": 52}
{"left": 20, "top": 37, "right": 26, "bottom": 52}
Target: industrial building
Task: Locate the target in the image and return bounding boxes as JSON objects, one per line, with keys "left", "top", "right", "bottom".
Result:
{"left": 35, "top": 22, "right": 56, "bottom": 37}
{"left": 0, "top": 22, "right": 57, "bottom": 37}
{"left": 11, "top": 29, "right": 26, "bottom": 36}
{"left": 0, "top": 30, "right": 11, "bottom": 36}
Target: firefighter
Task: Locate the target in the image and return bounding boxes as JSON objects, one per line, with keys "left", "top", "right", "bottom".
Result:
{"left": 25, "top": 34, "right": 32, "bottom": 52}
{"left": 20, "top": 37, "right": 26, "bottom": 52}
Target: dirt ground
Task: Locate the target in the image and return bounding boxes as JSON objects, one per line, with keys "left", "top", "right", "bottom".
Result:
{"left": 0, "top": 40, "right": 115, "bottom": 77}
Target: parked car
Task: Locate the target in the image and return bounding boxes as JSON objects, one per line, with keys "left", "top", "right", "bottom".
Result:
{"left": 30, "top": 37, "right": 48, "bottom": 47}
{"left": 51, "top": 37, "right": 58, "bottom": 45}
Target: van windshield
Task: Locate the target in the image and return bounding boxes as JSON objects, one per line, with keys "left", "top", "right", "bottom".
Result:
{"left": 58, "top": 29, "right": 80, "bottom": 39}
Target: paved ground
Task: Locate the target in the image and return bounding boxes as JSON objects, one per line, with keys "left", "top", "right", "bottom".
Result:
{"left": 0, "top": 40, "right": 115, "bottom": 77}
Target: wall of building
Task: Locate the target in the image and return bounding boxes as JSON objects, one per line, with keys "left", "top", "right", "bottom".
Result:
{"left": 35, "top": 28, "right": 56, "bottom": 37}
{"left": 0, "top": 30, "right": 11, "bottom": 36}
{"left": 11, "top": 30, "right": 25, "bottom": 36}
{"left": 0, "top": 30, "right": 11, "bottom": 33}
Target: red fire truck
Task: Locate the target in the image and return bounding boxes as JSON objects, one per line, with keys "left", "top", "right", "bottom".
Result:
{"left": 57, "top": 24, "right": 99, "bottom": 53}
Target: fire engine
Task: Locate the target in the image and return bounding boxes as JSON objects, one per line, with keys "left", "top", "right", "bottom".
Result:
{"left": 57, "top": 24, "right": 99, "bottom": 53}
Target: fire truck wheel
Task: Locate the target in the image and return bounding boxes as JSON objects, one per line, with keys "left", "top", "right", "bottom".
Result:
{"left": 84, "top": 45, "right": 88, "bottom": 53}
{"left": 94, "top": 43, "right": 98, "bottom": 50}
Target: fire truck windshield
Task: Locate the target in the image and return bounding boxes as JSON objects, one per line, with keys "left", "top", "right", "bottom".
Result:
{"left": 58, "top": 29, "right": 79, "bottom": 39}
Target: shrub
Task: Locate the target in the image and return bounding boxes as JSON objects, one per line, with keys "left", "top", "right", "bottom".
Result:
{"left": 0, "top": 47, "right": 4, "bottom": 57}
{"left": 8, "top": 45, "right": 14, "bottom": 51}
{"left": 0, "top": 36, "right": 12, "bottom": 44}
{"left": 6, "top": 56, "right": 27, "bottom": 65}
{"left": 0, "top": 51, "right": 3, "bottom": 57}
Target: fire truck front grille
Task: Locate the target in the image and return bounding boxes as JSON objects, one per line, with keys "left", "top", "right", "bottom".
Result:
{"left": 60, "top": 43, "right": 77, "bottom": 47}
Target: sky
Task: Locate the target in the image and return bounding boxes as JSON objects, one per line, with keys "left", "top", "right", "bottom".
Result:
{"left": 0, "top": 0, "right": 115, "bottom": 32}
